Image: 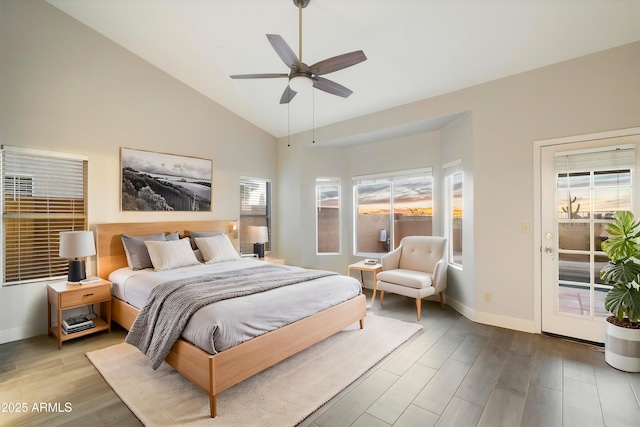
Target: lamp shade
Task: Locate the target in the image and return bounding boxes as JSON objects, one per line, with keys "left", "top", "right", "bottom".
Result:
{"left": 59, "top": 230, "right": 96, "bottom": 259}
{"left": 248, "top": 226, "right": 269, "bottom": 243}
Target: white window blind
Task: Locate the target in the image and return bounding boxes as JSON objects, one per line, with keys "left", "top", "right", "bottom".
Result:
{"left": 443, "top": 159, "right": 463, "bottom": 177}
{"left": 1, "top": 146, "right": 89, "bottom": 285}
{"left": 239, "top": 176, "right": 271, "bottom": 255}
{"left": 554, "top": 144, "right": 636, "bottom": 172}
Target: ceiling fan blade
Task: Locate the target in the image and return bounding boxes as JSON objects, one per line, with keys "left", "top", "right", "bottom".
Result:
{"left": 267, "top": 34, "right": 302, "bottom": 70}
{"left": 279, "top": 86, "right": 297, "bottom": 104}
{"left": 310, "top": 50, "right": 367, "bottom": 75}
{"left": 313, "top": 77, "right": 353, "bottom": 98}
{"left": 230, "top": 73, "right": 289, "bottom": 79}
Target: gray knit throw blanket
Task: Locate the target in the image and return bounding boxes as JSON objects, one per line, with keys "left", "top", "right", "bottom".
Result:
{"left": 125, "top": 263, "right": 338, "bottom": 369}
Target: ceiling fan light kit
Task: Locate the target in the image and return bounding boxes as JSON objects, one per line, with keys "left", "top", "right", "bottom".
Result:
{"left": 289, "top": 74, "right": 313, "bottom": 92}
{"left": 229, "top": 0, "right": 366, "bottom": 104}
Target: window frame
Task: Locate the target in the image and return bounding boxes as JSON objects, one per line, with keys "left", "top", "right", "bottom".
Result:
{"left": 443, "top": 159, "right": 463, "bottom": 268}
{"left": 316, "top": 177, "right": 342, "bottom": 255}
{"left": 1, "top": 145, "right": 89, "bottom": 286}
{"left": 352, "top": 167, "right": 433, "bottom": 257}
{"left": 239, "top": 176, "right": 272, "bottom": 255}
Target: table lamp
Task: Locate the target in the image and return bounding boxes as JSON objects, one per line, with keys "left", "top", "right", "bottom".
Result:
{"left": 248, "top": 226, "right": 268, "bottom": 258}
{"left": 59, "top": 230, "right": 96, "bottom": 283}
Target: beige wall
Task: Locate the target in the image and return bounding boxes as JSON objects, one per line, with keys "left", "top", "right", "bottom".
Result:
{"left": 440, "top": 113, "right": 474, "bottom": 308}
{"left": 277, "top": 131, "right": 442, "bottom": 275}
{"left": 0, "top": 0, "right": 277, "bottom": 343}
{"left": 278, "top": 42, "right": 640, "bottom": 331}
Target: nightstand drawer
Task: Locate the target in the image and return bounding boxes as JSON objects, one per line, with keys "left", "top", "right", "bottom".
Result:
{"left": 60, "top": 285, "right": 111, "bottom": 308}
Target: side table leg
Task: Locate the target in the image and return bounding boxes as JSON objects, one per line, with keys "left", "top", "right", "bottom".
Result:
{"left": 372, "top": 271, "right": 378, "bottom": 302}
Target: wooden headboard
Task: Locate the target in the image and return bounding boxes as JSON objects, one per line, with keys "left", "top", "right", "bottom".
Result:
{"left": 95, "top": 220, "right": 238, "bottom": 279}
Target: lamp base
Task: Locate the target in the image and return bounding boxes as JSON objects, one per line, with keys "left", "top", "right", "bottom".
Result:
{"left": 67, "top": 260, "right": 87, "bottom": 283}
{"left": 253, "top": 243, "right": 265, "bottom": 258}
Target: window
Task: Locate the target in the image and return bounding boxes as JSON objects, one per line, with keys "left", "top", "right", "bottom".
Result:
{"left": 353, "top": 168, "right": 432, "bottom": 256}
{"left": 554, "top": 144, "right": 635, "bottom": 317}
{"left": 240, "top": 176, "right": 271, "bottom": 255}
{"left": 316, "top": 177, "right": 341, "bottom": 254}
{"left": 1, "top": 145, "right": 89, "bottom": 285}
{"left": 5, "top": 174, "right": 33, "bottom": 198}
{"left": 444, "top": 160, "right": 463, "bottom": 266}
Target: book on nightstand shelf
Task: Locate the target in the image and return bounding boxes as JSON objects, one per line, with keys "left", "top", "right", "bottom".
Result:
{"left": 62, "top": 315, "right": 95, "bottom": 334}
{"left": 62, "top": 323, "right": 95, "bottom": 335}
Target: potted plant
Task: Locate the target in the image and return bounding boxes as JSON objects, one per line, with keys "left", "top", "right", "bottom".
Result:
{"left": 600, "top": 210, "right": 640, "bottom": 372}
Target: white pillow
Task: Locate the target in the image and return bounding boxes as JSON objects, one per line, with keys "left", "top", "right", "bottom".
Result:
{"left": 144, "top": 238, "right": 201, "bottom": 271}
{"left": 195, "top": 235, "right": 240, "bottom": 264}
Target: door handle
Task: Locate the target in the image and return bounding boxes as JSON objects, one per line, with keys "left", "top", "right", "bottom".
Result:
{"left": 544, "top": 246, "right": 553, "bottom": 255}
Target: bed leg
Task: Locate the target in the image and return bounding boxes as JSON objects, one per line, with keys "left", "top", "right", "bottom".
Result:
{"left": 359, "top": 318, "right": 364, "bottom": 329}
{"left": 209, "top": 394, "right": 217, "bottom": 418}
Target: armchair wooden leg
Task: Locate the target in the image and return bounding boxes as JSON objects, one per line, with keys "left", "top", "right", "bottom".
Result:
{"left": 379, "top": 290, "right": 385, "bottom": 305}
{"left": 439, "top": 292, "right": 446, "bottom": 309}
{"left": 416, "top": 298, "right": 421, "bottom": 321}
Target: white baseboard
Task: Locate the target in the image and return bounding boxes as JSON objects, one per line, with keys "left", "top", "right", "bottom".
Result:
{"left": 446, "top": 296, "right": 537, "bottom": 334}
{"left": 0, "top": 323, "right": 47, "bottom": 345}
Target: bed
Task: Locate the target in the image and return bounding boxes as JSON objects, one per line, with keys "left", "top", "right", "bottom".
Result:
{"left": 95, "top": 220, "right": 366, "bottom": 418}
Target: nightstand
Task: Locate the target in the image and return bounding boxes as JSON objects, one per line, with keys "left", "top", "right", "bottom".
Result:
{"left": 258, "top": 256, "right": 285, "bottom": 264}
{"left": 47, "top": 279, "right": 112, "bottom": 349}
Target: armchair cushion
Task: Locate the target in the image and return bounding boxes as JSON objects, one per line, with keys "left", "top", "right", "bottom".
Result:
{"left": 397, "top": 236, "right": 446, "bottom": 273}
{"left": 377, "top": 269, "right": 433, "bottom": 290}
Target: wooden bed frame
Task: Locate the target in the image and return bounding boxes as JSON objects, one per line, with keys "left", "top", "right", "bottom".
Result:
{"left": 95, "top": 221, "right": 366, "bottom": 418}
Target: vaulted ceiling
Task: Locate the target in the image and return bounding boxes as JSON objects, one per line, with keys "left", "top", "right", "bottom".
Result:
{"left": 47, "top": 0, "right": 640, "bottom": 139}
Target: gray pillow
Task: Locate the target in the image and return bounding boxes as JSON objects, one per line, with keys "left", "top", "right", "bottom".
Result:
{"left": 187, "top": 229, "right": 225, "bottom": 249}
{"left": 121, "top": 232, "right": 167, "bottom": 270}
{"left": 165, "top": 231, "right": 180, "bottom": 241}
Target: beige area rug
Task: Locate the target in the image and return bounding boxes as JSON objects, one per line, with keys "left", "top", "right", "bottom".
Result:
{"left": 86, "top": 314, "right": 421, "bottom": 426}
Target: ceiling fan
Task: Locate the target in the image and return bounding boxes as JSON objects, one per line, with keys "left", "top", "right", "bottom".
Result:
{"left": 230, "top": 0, "right": 367, "bottom": 104}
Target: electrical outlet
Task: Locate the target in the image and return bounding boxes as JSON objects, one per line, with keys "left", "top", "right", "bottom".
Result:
{"left": 484, "top": 292, "right": 492, "bottom": 303}
{"left": 521, "top": 223, "right": 530, "bottom": 234}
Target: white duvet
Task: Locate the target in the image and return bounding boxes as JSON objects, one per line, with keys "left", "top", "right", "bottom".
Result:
{"left": 109, "top": 259, "right": 362, "bottom": 354}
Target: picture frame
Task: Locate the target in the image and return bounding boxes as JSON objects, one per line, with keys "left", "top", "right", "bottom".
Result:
{"left": 120, "top": 147, "right": 212, "bottom": 212}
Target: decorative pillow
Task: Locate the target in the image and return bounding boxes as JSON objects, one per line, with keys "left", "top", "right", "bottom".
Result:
{"left": 195, "top": 235, "right": 240, "bottom": 264}
{"left": 187, "top": 229, "right": 226, "bottom": 249}
{"left": 165, "top": 231, "right": 180, "bottom": 241}
{"left": 121, "top": 232, "right": 167, "bottom": 270}
{"left": 144, "top": 238, "right": 201, "bottom": 271}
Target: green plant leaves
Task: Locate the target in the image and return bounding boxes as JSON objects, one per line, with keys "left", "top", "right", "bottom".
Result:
{"left": 599, "top": 211, "right": 640, "bottom": 323}
{"left": 604, "top": 282, "right": 640, "bottom": 323}
{"left": 600, "top": 260, "right": 640, "bottom": 284}
{"left": 601, "top": 211, "right": 640, "bottom": 262}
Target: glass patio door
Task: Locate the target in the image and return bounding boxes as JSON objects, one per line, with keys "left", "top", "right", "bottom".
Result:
{"left": 541, "top": 137, "right": 637, "bottom": 343}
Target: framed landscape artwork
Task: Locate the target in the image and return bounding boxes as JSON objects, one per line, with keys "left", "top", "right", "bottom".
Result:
{"left": 120, "top": 147, "right": 212, "bottom": 211}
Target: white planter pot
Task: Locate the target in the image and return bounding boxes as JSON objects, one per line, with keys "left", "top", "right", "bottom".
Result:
{"left": 605, "top": 320, "right": 640, "bottom": 372}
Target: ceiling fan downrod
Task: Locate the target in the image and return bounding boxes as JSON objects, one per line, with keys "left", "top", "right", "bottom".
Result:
{"left": 295, "top": 0, "right": 309, "bottom": 64}
{"left": 298, "top": 1, "right": 303, "bottom": 63}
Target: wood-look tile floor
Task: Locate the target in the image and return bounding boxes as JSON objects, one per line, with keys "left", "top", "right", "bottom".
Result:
{"left": 1, "top": 291, "right": 639, "bottom": 426}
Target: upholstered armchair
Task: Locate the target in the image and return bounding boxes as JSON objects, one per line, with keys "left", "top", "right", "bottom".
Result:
{"left": 377, "top": 236, "right": 447, "bottom": 321}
